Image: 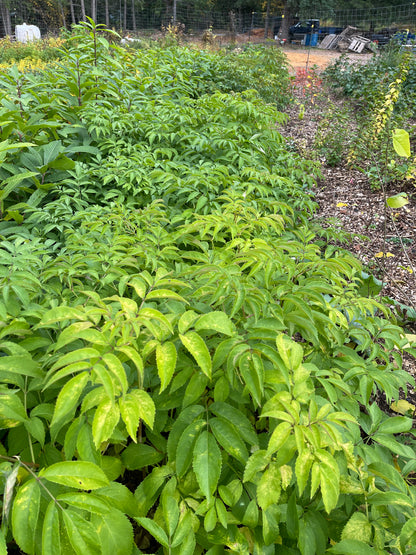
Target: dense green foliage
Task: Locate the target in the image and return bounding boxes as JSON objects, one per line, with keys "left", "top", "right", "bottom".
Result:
{"left": 0, "top": 21, "right": 415, "bottom": 555}
{"left": 324, "top": 44, "right": 416, "bottom": 113}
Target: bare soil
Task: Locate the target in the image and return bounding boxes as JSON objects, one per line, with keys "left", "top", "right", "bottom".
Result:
{"left": 282, "top": 44, "right": 373, "bottom": 70}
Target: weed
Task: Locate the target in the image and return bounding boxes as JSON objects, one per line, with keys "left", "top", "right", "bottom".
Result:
{"left": 202, "top": 26, "right": 216, "bottom": 46}
{"left": 161, "top": 20, "right": 185, "bottom": 46}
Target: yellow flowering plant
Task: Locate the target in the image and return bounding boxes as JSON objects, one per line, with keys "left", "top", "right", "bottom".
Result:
{"left": 0, "top": 36, "right": 64, "bottom": 66}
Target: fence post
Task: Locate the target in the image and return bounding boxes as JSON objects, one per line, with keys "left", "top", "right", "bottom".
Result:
{"left": 229, "top": 10, "right": 236, "bottom": 42}
{"left": 249, "top": 11, "right": 255, "bottom": 41}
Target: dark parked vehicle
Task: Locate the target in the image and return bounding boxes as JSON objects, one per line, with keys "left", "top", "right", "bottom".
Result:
{"left": 289, "top": 19, "right": 320, "bottom": 40}
{"left": 286, "top": 19, "right": 344, "bottom": 41}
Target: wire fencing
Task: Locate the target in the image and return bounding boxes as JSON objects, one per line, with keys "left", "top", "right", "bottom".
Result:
{"left": 3, "top": 2, "right": 416, "bottom": 39}
{"left": 2, "top": 4, "right": 269, "bottom": 37}
{"left": 313, "top": 3, "right": 416, "bottom": 31}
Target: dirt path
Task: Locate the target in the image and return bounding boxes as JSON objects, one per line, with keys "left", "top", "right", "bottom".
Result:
{"left": 282, "top": 45, "right": 372, "bottom": 70}
{"left": 280, "top": 51, "right": 416, "bottom": 383}
{"left": 281, "top": 79, "right": 416, "bottom": 317}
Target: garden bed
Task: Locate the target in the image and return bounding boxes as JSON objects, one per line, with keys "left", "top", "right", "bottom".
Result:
{"left": 0, "top": 31, "right": 415, "bottom": 555}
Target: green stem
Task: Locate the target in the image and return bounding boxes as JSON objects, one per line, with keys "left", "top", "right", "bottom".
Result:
{"left": 0, "top": 455, "right": 65, "bottom": 510}
{"left": 23, "top": 376, "right": 35, "bottom": 465}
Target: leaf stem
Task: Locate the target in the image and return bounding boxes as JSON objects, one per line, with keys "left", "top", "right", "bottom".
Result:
{"left": 0, "top": 455, "right": 65, "bottom": 510}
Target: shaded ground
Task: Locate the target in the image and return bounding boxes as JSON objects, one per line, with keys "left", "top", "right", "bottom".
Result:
{"left": 279, "top": 47, "right": 416, "bottom": 386}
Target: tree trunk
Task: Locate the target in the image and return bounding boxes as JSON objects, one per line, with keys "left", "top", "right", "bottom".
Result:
{"left": 173, "top": 0, "right": 177, "bottom": 25}
{"left": 70, "top": 0, "right": 76, "bottom": 24}
{"left": 123, "top": 0, "right": 127, "bottom": 30}
{"left": 59, "top": 1, "right": 67, "bottom": 28}
{"left": 91, "top": 0, "right": 97, "bottom": 22}
{"left": 229, "top": 10, "right": 236, "bottom": 41}
{"left": 0, "top": 1, "right": 12, "bottom": 36}
{"left": 279, "top": 1, "right": 293, "bottom": 40}
{"left": 105, "top": 0, "right": 109, "bottom": 27}
{"left": 131, "top": 0, "right": 136, "bottom": 31}
{"left": 264, "top": 0, "right": 270, "bottom": 39}
{"left": 80, "top": 0, "right": 86, "bottom": 21}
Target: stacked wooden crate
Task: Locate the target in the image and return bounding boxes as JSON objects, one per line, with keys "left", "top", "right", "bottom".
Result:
{"left": 318, "top": 26, "right": 373, "bottom": 53}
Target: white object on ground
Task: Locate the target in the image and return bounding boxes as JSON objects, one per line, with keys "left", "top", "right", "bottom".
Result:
{"left": 121, "top": 37, "right": 142, "bottom": 45}
{"left": 15, "top": 23, "right": 41, "bottom": 43}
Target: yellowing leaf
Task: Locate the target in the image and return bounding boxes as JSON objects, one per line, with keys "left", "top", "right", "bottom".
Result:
{"left": 375, "top": 252, "right": 395, "bottom": 258}
{"left": 180, "top": 332, "right": 212, "bottom": 379}
{"left": 400, "top": 265, "right": 413, "bottom": 274}
{"left": 11, "top": 479, "right": 40, "bottom": 554}
{"left": 257, "top": 462, "right": 281, "bottom": 510}
{"left": 156, "top": 341, "right": 177, "bottom": 393}
{"left": 404, "top": 333, "right": 416, "bottom": 347}
{"left": 295, "top": 451, "right": 314, "bottom": 495}
{"left": 129, "top": 389, "right": 155, "bottom": 429}
{"left": 336, "top": 202, "right": 348, "bottom": 208}
{"left": 119, "top": 394, "right": 141, "bottom": 441}
{"left": 341, "top": 512, "right": 372, "bottom": 543}
{"left": 390, "top": 399, "right": 415, "bottom": 415}
{"left": 92, "top": 399, "right": 120, "bottom": 448}
{"left": 392, "top": 128, "right": 411, "bottom": 158}
{"left": 195, "top": 311, "right": 235, "bottom": 337}
{"left": 387, "top": 192, "right": 409, "bottom": 209}
{"left": 39, "top": 461, "right": 109, "bottom": 490}
{"left": 267, "top": 421, "right": 292, "bottom": 456}
{"left": 280, "top": 465, "right": 293, "bottom": 490}
{"left": 42, "top": 501, "right": 60, "bottom": 555}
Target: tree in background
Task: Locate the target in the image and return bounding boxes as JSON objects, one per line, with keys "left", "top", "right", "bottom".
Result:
{"left": 0, "top": 0, "right": 64, "bottom": 34}
{"left": 336, "top": 0, "right": 408, "bottom": 7}
{"left": 0, "top": 0, "right": 12, "bottom": 35}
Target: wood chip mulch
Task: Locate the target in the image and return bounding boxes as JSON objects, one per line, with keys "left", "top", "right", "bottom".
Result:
{"left": 280, "top": 83, "right": 416, "bottom": 387}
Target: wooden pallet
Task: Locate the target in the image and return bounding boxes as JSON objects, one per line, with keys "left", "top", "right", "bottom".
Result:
{"left": 348, "top": 36, "right": 371, "bottom": 53}
{"left": 318, "top": 34, "right": 340, "bottom": 49}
